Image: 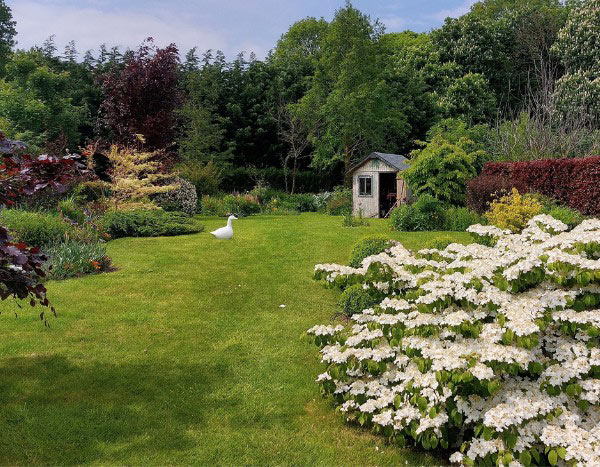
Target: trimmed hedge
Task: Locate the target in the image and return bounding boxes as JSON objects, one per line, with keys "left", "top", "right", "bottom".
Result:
{"left": 467, "top": 156, "right": 600, "bottom": 214}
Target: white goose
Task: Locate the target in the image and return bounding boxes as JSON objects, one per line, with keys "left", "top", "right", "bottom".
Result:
{"left": 210, "top": 215, "right": 237, "bottom": 239}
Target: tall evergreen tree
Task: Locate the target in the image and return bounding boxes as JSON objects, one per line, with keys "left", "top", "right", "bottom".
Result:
{"left": 0, "top": 0, "right": 16, "bottom": 75}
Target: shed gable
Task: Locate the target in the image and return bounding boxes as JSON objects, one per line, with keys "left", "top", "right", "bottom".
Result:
{"left": 356, "top": 158, "right": 397, "bottom": 173}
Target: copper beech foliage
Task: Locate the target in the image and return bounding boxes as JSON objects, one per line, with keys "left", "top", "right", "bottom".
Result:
{"left": 467, "top": 156, "right": 600, "bottom": 215}
{"left": 0, "top": 132, "right": 89, "bottom": 322}
{"left": 99, "top": 38, "right": 181, "bottom": 152}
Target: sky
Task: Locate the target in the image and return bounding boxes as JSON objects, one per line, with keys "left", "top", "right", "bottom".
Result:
{"left": 7, "top": 0, "right": 478, "bottom": 60}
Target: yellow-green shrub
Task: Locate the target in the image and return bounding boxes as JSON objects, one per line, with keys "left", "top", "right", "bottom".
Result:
{"left": 484, "top": 188, "right": 542, "bottom": 232}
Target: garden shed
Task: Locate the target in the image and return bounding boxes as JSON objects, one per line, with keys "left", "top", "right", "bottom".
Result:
{"left": 349, "top": 152, "right": 411, "bottom": 218}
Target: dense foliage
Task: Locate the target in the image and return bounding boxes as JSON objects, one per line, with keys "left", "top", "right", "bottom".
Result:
{"left": 0, "top": 225, "right": 51, "bottom": 313}
{"left": 101, "top": 210, "right": 204, "bottom": 238}
{"left": 484, "top": 189, "right": 543, "bottom": 233}
{"left": 552, "top": 0, "right": 600, "bottom": 126}
{"left": 310, "top": 214, "right": 600, "bottom": 466}
{"left": 0, "top": 209, "right": 72, "bottom": 247}
{"left": 390, "top": 195, "right": 446, "bottom": 232}
{"left": 468, "top": 156, "right": 600, "bottom": 215}
{"left": 106, "top": 144, "right": 177, "bottom": 210}
{"left": 153, "top": 177, "right": 198, "bottom": 216}
{"left": 100, "top": 39, "right": 181, "bottom": 151}
{"left": 349, "top": 236, "right": 396, "bottom": 268}
{"left": 403, "top": 136, "right": 485, "bottom": 206}
{"left": 0, "top": 135, "right": 88, "bottom": 315}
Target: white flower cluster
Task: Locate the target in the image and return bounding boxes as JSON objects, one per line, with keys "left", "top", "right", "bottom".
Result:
{"left": 309, "top": 215, "right": 600, "bottom": 466}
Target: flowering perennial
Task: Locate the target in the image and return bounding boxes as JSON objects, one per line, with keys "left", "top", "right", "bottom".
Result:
{"left": 307, "top": 215, "right": 600, "bottom": 466}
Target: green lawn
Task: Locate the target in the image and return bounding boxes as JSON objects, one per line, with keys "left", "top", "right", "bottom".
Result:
{"left": 0, "top": 213, "right": 471, "bottom": 465}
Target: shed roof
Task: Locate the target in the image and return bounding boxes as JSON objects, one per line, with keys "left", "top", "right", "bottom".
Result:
{"left": 348, "top": 152, "right": 409, "bottom": 173}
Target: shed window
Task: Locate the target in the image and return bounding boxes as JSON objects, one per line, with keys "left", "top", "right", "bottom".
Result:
{"left": 358, "top": 175, "right": 372, "bottom": 197}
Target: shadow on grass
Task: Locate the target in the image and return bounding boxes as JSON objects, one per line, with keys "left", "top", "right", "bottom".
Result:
{"left": 0, "top": 354, "right": 235, "bottom": 464}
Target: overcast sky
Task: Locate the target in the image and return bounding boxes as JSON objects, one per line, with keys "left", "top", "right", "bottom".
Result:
{"left": 7, "top": 0, "right": 477, "bottom": 60}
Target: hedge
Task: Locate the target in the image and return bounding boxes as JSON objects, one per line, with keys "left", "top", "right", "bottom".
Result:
{"left": 467, "top": 156, "right": 600, "bottom": 214}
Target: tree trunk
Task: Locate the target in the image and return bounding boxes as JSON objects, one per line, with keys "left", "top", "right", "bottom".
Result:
{"left": 291, "top": 157, "right": 298, "bottom": 194}
{"left": 282, "top": 155, "right": 290, "bottom": 193}
{"left": 344, "top": 144, "right": 351, "bottom": 187}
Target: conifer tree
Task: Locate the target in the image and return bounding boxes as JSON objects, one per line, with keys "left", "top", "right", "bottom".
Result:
{"left": 107, "top": 138, "right": 178, "bottom": 210}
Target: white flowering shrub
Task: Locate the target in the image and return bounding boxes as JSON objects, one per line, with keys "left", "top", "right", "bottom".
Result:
{"left": 308, "top": 215, "right": 600, "bottom": 466}
{"left": 154, "top": 177, "right": 198, "bottom": 216}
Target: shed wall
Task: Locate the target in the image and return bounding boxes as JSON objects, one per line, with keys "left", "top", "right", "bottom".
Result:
{"left": 352, "top": 159, "right": 397, "bottom": 218}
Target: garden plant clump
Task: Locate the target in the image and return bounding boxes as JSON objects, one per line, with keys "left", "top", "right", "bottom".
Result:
{"left": 308, "top": 214, "right": 600, "bottom": 466}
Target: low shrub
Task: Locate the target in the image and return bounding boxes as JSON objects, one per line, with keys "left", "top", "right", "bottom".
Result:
{"left": 283, "top": 193, "right": 317, "bottom": 212}
{"left": 313, "top": 192, "right": 333, "bottom": 212}
{"left": 326, "top": 186, "right": 352, "bottom": 215}
{"left": 101, "top": 210, "right": 204, "bottom": 238}
{"left": 484, "top": 188, "right": 543, "bottom": 232}
{"left": 247, "top": 186, "right": 317, "bottom": 212}
{"left": 545, "top": 205, "right": 584, "bottom": 229}
{"left": 349, "top": 235, "right": 395, "bottom": 268}
{"left": 261, "top": 198, "right": 302, "bottom": 215}
{"left": 45, "top": 240, "right": 112, "bottom": 280}
{"left": 337, "top": 283, "right": 376, "bottom": 317}
{"left": 177, "top": 160, "right": 222, "bottom": 197}
{"left": 443, "top": 206, "right": 484, "bottom": 231}
{"left": 153, "top": 177, "right": 198, "bottom": 216}
{"left": 309, "top": 215, "right": 600, "bottom": 466}
{"left": 223, "top": 194, "right": 261, "bottom": 217}
{"left": 248, "top": 185, "right": 281, "bottom": 204}
{"left": 200, "top": 195, "right": 228, "bottom": 216}
{"left": 73, "top": 181, "right": 112, "bottom": 204}
{"left": 59, "top": 198, "right": 86, "bottom": 225}
{"left": 0, "top": 209, "right": 71, "bottom": 247}
{"left": 390, "top": 195, "right": 446, "bottom": 232}
{"left": 526, "top": 194, "right": 585, "bottom": 229}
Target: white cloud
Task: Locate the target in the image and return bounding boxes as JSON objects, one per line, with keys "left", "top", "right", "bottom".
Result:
{"left": 431, "top": 0, "right": 477, "bottom": 22}
{"left": 379, "top": 15, "right": 407, "bottom": 30}
{"left": 8, "top": 1, "right": 239, "bottom": 58}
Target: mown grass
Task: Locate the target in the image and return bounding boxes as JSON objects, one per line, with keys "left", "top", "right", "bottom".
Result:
{"left": 0, "top": 213, "right": 471, "bottom": 465}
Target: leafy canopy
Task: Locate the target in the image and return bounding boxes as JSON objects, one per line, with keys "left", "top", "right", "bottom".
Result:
{"left": 403, "top": 135, "right": 485, "bottom": 206}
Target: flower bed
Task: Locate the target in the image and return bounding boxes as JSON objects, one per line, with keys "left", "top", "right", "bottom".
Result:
{"left": 308, "top": 215, "right": 600, "bottom": 466}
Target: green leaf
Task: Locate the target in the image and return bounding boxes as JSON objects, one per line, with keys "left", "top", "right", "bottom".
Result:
{"left": 548, "top": 449, "right": 558, "bottom": 466}
{"left": 519, "top": 450, "right": 531, "bottom": 466}
{"left": 505, "top": 432, "right": 517, "bottom": 450}
{"left": 557, "top": 447, "right": 567, "bottom": 459}
{"left": 394, "top": 394, "right": 403, "bottom": 409}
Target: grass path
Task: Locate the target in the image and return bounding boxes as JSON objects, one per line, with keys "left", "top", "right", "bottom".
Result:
{"left": 0, "top": 214, "right": 470, "bottom": 465}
